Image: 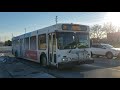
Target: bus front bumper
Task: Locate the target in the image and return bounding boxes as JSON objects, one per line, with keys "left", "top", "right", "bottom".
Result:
{"left": 58, "top": 59, "right": 94, "bottom": 68}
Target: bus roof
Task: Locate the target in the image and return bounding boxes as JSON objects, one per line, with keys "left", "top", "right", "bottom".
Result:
{"left": 12, "top": 23, "right": 89, "bottom": 40}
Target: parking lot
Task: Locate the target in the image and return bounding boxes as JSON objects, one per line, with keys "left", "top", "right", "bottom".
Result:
{"left": 1, "top": 46, "right": 120, "bottom": 78}
{"left": 1, "top": 53, "right": 120, "bottom": 78}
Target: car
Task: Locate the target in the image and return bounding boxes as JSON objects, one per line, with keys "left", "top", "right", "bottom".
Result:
{"left": 90, "top": 43, "right": 120, "bottom": 59}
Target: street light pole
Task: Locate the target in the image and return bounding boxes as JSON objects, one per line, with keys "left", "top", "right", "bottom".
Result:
{"left": 25, "top": 28, "right": 26, "bottom": 34}
{"left": 56, "top": 16, "right": 58, "bottom": 25}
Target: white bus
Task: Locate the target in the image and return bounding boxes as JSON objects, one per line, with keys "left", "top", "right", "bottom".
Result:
{"left": 12, "top": 23, "right": 94, "bottom": 69}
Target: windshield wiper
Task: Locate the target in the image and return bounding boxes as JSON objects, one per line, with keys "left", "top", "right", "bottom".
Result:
{"left": 68, "top": 46, "right": 76, "bottom": 53}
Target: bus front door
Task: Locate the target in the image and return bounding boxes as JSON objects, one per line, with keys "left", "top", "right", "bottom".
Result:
{"left": 48, "top": 33, "right": 57, "bottom": 66}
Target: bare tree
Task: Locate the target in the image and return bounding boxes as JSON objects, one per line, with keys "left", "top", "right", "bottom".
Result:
{"left": 102, "top": 22, "right": 117, "bottom": 44}
{"left": 102, "top": 22, "right": 116, "bottom": 34}
{"left": 90, "top": 24, "right": 105, "bottom": 39}
{"left": 117, "top": 27, "right": 120, "bottom": 32}
{"left": 90, "top": 22, "right": 118, "bottom": 44}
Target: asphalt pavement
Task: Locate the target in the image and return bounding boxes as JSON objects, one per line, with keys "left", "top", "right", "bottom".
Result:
{"left": 1, "top": 53, "right": 120, "bottom": 78}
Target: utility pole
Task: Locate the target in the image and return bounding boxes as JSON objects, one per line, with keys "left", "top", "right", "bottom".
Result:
{"left": 11, "top": 33, "right": 13, "bottom": 40}
{"left": 24, "top": 28, "right": 27, "bottom": 49}
{"left": 25, "top": 28, "right": 26, "bottom": 34}
{"left": 4, "top": 36, "right": 6, "bottom": 41}
{"left": 12, "top": 33, "right": 13, "bottom": 37}
{"left": 55, "top": 16, "right": 58, "bottom": 24}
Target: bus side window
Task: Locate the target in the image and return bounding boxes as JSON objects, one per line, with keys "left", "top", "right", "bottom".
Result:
{"left": 30, "top": 36, "right": 36, "bottom": 50}
{"left": 24, "top": 37, "right": 29, "bottom": 50}
{"left": 38, "top": 34, "right": 46, "bottom": 50}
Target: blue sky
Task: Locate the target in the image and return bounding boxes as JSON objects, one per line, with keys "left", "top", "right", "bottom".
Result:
{"left": 0, "top": 12, "right": 108, "bottom": 41}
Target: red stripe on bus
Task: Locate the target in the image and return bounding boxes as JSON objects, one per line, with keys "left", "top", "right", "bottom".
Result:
{"left": 25, "top": 50, "right": 37, "bottom": 60}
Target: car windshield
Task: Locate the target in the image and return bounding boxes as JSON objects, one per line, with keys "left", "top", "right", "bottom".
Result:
{"left": 103, "top": 44, "right": 114, "bottom": 48}
{"left": 57, "top": 32, "right": 89, "bottom": 49}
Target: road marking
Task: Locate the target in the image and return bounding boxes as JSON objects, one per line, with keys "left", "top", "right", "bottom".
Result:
{"left": 85, "top": 64, "right": 104, "bottom": 68}
{"left": 85, "top": 64, "right": 120, "bottom": 72}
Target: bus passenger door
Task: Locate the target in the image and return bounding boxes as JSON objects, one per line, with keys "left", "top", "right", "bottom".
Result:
{"left": 48, "top": 33, "right": 57, "bottom": 66}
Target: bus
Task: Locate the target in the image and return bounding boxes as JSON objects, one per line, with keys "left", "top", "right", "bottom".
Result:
{"left": 12, "top": 23, "right": 94, "bottom": 69}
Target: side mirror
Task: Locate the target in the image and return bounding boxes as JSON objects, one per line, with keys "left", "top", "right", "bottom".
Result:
{"left": 90, "top": 40, "right": 92, "bottom": 47}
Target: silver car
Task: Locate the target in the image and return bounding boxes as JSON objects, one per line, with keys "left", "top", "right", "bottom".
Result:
{"left": 91, "top": 43, "right": 120, "bottom": 59}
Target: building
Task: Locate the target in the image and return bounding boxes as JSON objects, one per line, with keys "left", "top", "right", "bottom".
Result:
{"left": 107, "top": 32, "right": 120, "bottom": 43}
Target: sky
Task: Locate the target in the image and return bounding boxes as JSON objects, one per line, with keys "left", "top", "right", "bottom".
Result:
{"left": 0, "top": 12, "right": 120, "bottom": 42}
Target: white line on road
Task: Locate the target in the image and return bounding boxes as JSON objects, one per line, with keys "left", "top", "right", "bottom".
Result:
{"left": 85, "top": 64, "right": 104, "bottom": 68}
{"left": 85, "top": 64, "right": 120, "bottom": 72}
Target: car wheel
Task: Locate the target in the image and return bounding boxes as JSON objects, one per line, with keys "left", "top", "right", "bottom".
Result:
{"left": 106, "top": 52, "right": 113, "bottom": 59}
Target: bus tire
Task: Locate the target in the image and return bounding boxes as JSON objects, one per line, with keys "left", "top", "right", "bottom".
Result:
{"left": 40, "top": 54, "right": 47, "bottom": 66}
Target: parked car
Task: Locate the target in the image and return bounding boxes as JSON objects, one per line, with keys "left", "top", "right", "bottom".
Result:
{"left": 90, "top": 43, "right": 120, "bottom": 59}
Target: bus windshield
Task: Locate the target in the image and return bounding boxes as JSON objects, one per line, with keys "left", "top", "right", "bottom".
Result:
{"left": 57, "top": 32, "right": 89, "bottom": 49}
{"left": 76, "top": 32, "right": 89, "bottom": 48}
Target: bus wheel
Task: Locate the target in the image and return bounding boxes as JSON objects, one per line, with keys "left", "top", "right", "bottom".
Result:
{"left": 40, "top": 55, "right": 47, "bottom": 66}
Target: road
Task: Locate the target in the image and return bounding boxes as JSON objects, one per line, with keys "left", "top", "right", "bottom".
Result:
{"left": 47, "top": 60, "right": 120, "bottom": 78}
{"left": 14, "top": 57, "right": 120, "bottom": 78}
{"left": 1, "top": 51, "right": 120, "bottom": 78}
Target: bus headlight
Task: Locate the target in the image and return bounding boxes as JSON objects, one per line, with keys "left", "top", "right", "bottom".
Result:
{"left": 88, "top": 54, "right": 91, "bottom": 58}
{"left": 62, "top": 57, "right": 68, "bottom": 62}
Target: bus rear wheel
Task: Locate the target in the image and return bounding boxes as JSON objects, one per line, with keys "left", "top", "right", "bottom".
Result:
{"left": 40, "top": 55, "right": 47, "bottom": 66}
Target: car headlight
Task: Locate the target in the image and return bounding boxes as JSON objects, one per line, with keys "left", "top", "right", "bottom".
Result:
{"left": 117, "top": 52, "right": 120, "bottom": 55}
{"left": 113, "top": 50, "right": 118, "bottom": 52}
{"left": 114, "top": 50, "right": 120, "bottom": 54}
